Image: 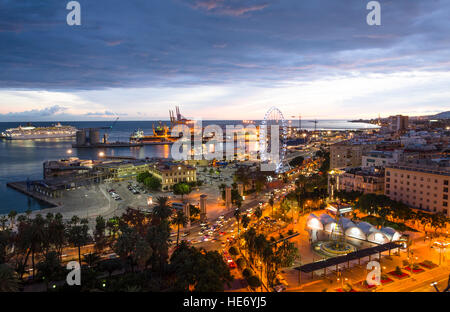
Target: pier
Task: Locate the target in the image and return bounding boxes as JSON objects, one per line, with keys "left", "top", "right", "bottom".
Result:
{"left": 6, "top": 181, "right": 59, "bottom": 208}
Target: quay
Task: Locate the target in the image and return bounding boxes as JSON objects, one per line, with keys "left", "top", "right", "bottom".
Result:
{"left": 6, "top": 181, "right": 59, "bottom": 208}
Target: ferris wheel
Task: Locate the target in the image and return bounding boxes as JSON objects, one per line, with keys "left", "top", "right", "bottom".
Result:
{"left": 259, "top": 106, "right": 289, "bottom": 173}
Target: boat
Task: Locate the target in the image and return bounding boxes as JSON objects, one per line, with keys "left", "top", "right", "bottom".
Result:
{"left": 0, "top": 123, "right": 77, "bottom": 140}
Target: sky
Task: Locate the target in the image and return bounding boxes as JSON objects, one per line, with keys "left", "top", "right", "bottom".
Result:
{"left": 0, "top": 0, "right": 449, "bottom": 121}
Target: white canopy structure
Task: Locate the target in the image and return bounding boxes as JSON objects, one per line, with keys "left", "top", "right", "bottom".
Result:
{"left": 306, "top": 214, "right": 323, "bottom": 231}
{"left": 305, "top": 214, "right": 402, "bottom": 245}
{"left": 319, "top": 214, "right": 335, "bottom": 226}
{"left": 367, "top": 231, "right": 390, "bottom": 244}
{"left": 345, "top": 226, "right": 366, "bottom": 240}
{"left": 356, "top": 222, "right": 376, "bottom": 235}
{"left": 339, "top": 217, "right": 355, "bottom": 230}
{"left": 380, "top": 227, "right": 402, "bottom": 242}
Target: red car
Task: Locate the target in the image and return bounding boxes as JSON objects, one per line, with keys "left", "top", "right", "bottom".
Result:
{"left": 228, "top": 261, "right": 237, "bottom": 269}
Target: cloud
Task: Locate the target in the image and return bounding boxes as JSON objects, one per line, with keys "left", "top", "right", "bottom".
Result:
{"left": 0, "top": 0, "right": 450, "bottom": 119}
{"left": 189, "top": 0, "right": 269, "bottom": 16}
{"left": 0, "top": 105, "right": 67, "bottom": 117}
{"left": 0, "top": 0, "right": 448, "bottom": 90}
{"left": 84, "top": 110, "right": 126, "bottom": 117}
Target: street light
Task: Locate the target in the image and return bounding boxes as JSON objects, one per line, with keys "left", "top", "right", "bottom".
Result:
{"left": 430, "top": 281, "right": 440, "bottom": 292}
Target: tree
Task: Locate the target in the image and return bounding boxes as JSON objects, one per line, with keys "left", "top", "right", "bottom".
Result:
{"left": 289, "top": 156, "right": 304, "bottom": 168}
{"left": 8, "top": 210, "right": 17, "bottom": 229}
{"left": 0, "top": 230, "right": 12, "bottom": 264}
{"left": 29, "top": 214, "right": 46, "bottom": 279}
{"left": 114, "top": 225, "right": 152, "bottom": 272}
{"left": 173, "top": 183, "right": 192, "bottom": 201}
{"left": 0, "top": 264, "right": 20, "bottom": 292}
{"left": 144, "top": 175, "right": 162, "bottom": 191}
{"left": 66, "top": 217, "right": 91, "bottom": 265}
{"left": 254, "top": 207, "right": 263, "bottom": 221}
{"left": 36, "top": 251, "right": 64, "bottom": 290}
{"left": 234, "top": 208, "right": 242, "bottom": 242}
{"left": 98, "top": 258, "right": 123, "bottom": 278}
{"left": 83, "top": 252, "right": 101, "bottom": 268}
{"left": 94, "top": 216, "right": 107, "bottom": 253}
{"left": 0, "top": 216, "right": 7, "bottom": 231}
{"left": 172, "top": 210, "right": 187, "bottom": 246}
{"left": 169, "top": 242, "right": 233, "bottom": 291}
{"left": 107, "top": 216, "right": 120, "bottom": 239}
{"left": 269, "top": 195, "right": 275, "bottom": 217}
{"left": 136, "top": 171, "right": 151, "bottom": 184}
{"left": 241, "top": 215, "right": 251, "bottom": 230}
{"left": 152, "top": 197, "right": 173, "bottom": 221}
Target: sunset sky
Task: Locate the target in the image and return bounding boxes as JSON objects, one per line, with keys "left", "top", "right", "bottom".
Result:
{"left": 0, "top": 0, "right": 449, "bottom": 121}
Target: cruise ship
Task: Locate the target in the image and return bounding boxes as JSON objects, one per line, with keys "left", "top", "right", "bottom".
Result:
{"left": 0, "top": 123, "right": 77, "bottom": 140}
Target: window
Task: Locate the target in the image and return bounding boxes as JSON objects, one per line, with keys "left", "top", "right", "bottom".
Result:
{"left": 444, "top": 202, "right": 448, "bottom": 207}
{"left": 444, "top": 180, "right": 449, "bottom": 186}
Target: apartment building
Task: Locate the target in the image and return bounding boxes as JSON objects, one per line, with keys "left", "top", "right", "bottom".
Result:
{"left": 389, "top": 115, "right": 409, "bottom": 132}
{"left": 362, "top": 150, "right": 402, "bottom": 168}
{"left": 385, "top": 159, "right": 450, "bottom": 217}
{"left": 330, "top": 141, "right": 375, "bottom": 169}
{"left": 329, "top": 167, "right": 385, "bottom": 195}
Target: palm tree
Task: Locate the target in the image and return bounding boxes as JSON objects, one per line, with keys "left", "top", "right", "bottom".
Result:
{"left": 30, "top": 214, "right": 46, "bottom": 279}
{"left": 67, "top": 217, "right": 91, "bottom": 265}
{"left": 83, "top": 252, "right": 101, "bottom": 268}
{"left": 0, "top": 264, "right": 20, "bottom": 292}
{"left": 173, "top": 210, "right": 187, "bottom": 246}
{"left": 254, "top": 207, "right": 263, "bottom": 222}
{"left": 234, "top": 208, "right": 242, "bottom": 245}
{"left": 269, "top": 195, "right": 274, "bottom": 217}
{"left": 0, "top": 216, "right": 7, "bottom": 230}
{"left": 152, "top": 196, "right": 173, "bottom": 221}
{"left": 8, "top": 210, "right": 17, "bottom": 229}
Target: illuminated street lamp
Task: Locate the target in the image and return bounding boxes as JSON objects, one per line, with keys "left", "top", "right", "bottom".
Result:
{"left": 67, "top": 149, "right": 73, "bottom": 155}
{"left": 98, "top": 151, "right": 105, "bottom": 158}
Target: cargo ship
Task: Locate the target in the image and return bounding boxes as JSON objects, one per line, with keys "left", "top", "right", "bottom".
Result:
{"left": 0, "top": 123, "right": 77, "bottom": 140}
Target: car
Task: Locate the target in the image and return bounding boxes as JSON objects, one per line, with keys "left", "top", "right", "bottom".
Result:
{"left": 228, "top": 261, "right": 236, "bottom": 269}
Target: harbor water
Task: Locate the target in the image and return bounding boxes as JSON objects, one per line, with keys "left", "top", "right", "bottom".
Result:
{"left": 0, "top": 120, "right": 378, "bottom": 214}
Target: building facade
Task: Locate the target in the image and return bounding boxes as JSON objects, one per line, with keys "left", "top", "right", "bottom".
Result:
{"left": 388, "top": 115, "right": 409, "bottom": 132}
{"left": 149, "top": 163, "right": 197, "bottom": 191}
{"left": 362, "top": 150, "right": 402, "bottom": 168}
{"left": 330, "top": 142, "right": 375, "bottom": 169}
{"left": 330, "top": 167, "right": 385, "bottom": 195}
{"left": 385, "top": 160, "right": 449, "bottom": 217}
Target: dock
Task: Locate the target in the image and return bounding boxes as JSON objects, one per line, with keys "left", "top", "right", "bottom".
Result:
{"left": 72, "top": 142, "right": 144, "bottom": 148}
{"left": 6, "top": 181, "right": 59, "bottom": 208}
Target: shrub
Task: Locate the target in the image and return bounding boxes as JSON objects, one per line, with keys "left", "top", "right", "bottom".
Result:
{"left": 246, "top": 275, "right": 261, "bottom": 288}
{"left": 242, "top": 268, "right": 252, "bottom": 278}
{"left": 228, "top": 246, "right": 238, "bottom": 256}
{"left": 236, "top": 258, "right": 246, "bottom": 269}
{"left": 395, "top": 266, "right": 403, "bottom": 275}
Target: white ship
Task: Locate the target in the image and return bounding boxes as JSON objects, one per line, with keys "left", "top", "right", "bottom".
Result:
{"left": 0, "top": 123, "right": 77, "bottom": 140}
